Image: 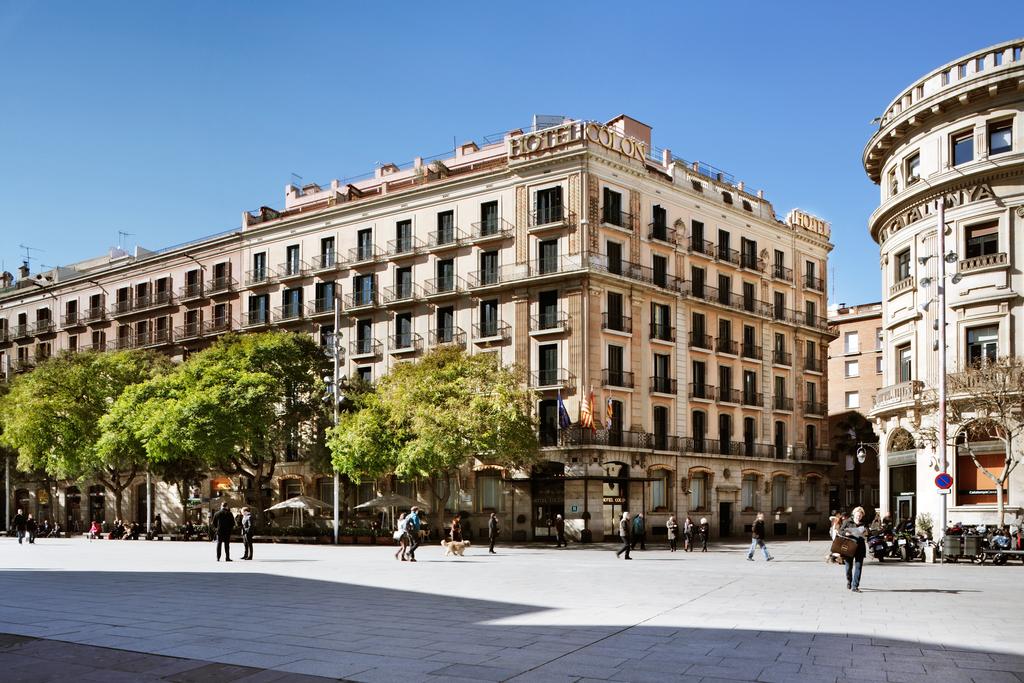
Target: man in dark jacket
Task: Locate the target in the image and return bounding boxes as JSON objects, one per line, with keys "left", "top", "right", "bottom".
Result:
{"left": 615, "top": 511, "right": 632, "bottom": 559}
{"left": 211, "top": 502, "right": 235, "bottom": 562}
{"left": 631, "top": 512, "right": 646, "bottom": 550}
{"left": 13, "top": 509, "right": 27, "bottom": 544}
{"left": 26, "top": 515, "right": 37, "bottom": 544}
{"left": 554, "top": 514, "right": 566, "bottom": 548}
{"left": 240, "top": 507, "right": 255, "bottom": 560}
{"left": 746, "top": 512, "right": 773, "bottom": 561}
{"left": 488, "top": 512, "right": 499, "bottom": 554}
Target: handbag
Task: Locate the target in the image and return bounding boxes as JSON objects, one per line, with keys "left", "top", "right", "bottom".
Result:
{"left": 831, "top": 536, "right": 858, "bottom": 558}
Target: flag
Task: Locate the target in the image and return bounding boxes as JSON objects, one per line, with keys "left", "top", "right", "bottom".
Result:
{"left": 605, "top": 393, "right": 614, "bottom": 430}
{"left": 556, "top": 389, "right": 571, "bottom": 429}
{"left": 580, "top": 386, "right": 596, "bottom": 430}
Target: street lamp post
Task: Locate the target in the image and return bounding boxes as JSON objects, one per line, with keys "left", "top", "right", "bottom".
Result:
{"left": 330, "top": 293, "right": 342, "bottom": 545}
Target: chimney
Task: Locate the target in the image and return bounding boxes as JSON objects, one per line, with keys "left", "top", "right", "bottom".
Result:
{"left": 18, "top": 261, "right": 29, "bottom": 279}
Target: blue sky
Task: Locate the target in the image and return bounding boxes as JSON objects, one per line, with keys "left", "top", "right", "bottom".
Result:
{"left": 0, "top": 2, "right": 1013, "bottom": 306}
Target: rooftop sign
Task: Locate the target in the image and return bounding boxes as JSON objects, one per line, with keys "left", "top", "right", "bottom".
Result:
{"left": 786, "top": 209, "right": 831, "bottom": 239}
{"left": 508, "top": 122, "right": 648, "bottom": 164}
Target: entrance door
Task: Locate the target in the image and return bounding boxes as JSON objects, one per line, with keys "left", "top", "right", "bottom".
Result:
{"left": 719, "top": 502, "right": 733, "bottom": 537}
{"left": 602, "top": 462, "right": 629, "bottom": 536}
{"left": 136, "top": 482, "right": 149, "bottom": 524}
{"left": 531, "top": 462, "right": 565, "bottom": 539}
{"left": 895, "top": 494, "right": 915, "bottom": 528}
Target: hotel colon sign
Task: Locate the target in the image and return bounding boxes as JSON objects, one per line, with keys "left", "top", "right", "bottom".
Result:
{"left": 1, "top": 114, "right": 837, "bottom": 540}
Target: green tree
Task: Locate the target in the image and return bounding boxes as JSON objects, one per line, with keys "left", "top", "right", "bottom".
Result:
{"left": 0, "top": 350, "right": 171, "bottom": 518}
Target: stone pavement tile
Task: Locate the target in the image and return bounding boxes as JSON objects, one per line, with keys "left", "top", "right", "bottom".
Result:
{"left": 428, "top": 662, "right": 528, "bottom": 681}
{"left": 214, "top": 651, "right": 305, "bottom": 669}
{"left": 961, "top": 671, "right": 1024, "bottom": 683}
{"left": 0, "top": 634, "right": 34, "bottom": 650}
{"left": 164, "top": 662, "right": 265, "bottom": 682}
{"left": 504, "top": 672, "right": 581, "bottom": 683}
{"left": 955, "top": 658, "right": 1024, "bottom": 672}
{"left": 77, "top": 669, "right": 163, "bottom": 682}
{"left": 232, "top": 671, "right": 335, "bottom": 683}
{"left": 274, "top": 658, "right": 376, "bottom": 679}
{"left": 529, "top": 660, "right": 617, "bottom": 679}
{"left": 682, "top": 662, "right": 765, "bottom": 680}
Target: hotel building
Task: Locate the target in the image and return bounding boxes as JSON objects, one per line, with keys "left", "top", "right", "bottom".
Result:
{"left": 863, "top": 39, "right": 1024, "bottom": 527}
{"left": 1, "top": 114, "right": 835, "bottom": 540}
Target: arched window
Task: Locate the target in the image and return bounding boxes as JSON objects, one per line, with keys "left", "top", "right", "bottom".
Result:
{"left": 806, "top": 476, "right": 820, "bottom": 511}
{"left": 742, "top": 474, "right": 758, "bottom": 511}
{"left": 477, "top": 469, "right": 503, "bottom": 512}
{"left": 690, "top": 472, "right": 708, "bottom": 510}
{"left": 772, "top": 475, "right": 788, "bottom": 511}
{"left": 650, "top": 468, "right": 672, "bottom": 512}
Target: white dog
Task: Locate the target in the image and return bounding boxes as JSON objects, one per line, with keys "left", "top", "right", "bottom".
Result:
{"left": 441, "top": 539, "right": 471, "bottom": 557}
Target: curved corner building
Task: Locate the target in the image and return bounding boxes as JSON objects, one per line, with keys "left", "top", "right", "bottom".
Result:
{"left": 863, "top": 39, "right": 1024, "bottom": 527}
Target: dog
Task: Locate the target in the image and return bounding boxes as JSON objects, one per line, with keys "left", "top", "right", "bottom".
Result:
{"left": 441, "top": 539, "right": 471, "bottom": 557}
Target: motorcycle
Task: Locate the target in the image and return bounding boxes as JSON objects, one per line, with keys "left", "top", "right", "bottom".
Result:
{"left": 868, "top": 530, "right": 898, "bottom": 561}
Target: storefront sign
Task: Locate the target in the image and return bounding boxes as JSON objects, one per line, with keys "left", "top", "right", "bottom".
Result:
{"left": 604, "top": 496, "right": 626, "bottom": 505}
{"left": 570, "top": 504, "right": 579, "bottom": 513}
{"left": 886, "top": 183, "right": 995, "bottom": 233}
{"left": 508, "top": 122, "right": 648, "bottom": 163}
{"left": 958, "top": 489, "right": 1007, "bottom": 496}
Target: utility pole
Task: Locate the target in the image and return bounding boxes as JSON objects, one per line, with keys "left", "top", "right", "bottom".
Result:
{"left": 331, "top": 289, "right": 342, "bottom": 545}
{"left": 146, "top": 471, "right": 152, "bottom": 537}
{"left": 936, "top": 199, "right": 949, "bottom": 542}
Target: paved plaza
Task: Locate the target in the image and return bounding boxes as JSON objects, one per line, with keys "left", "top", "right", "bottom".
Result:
{"left": 0, "top": 536, "right": 1021, "bottom": 682}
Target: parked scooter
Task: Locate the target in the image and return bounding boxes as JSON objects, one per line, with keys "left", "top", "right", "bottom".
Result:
{"left": 868, "top": 529, "right": 898, "bottom": 561}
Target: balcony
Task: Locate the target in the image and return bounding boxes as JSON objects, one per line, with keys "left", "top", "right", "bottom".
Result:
{"left": 245, "top": 268, "right": 277, "bottom": 288}
{"left": 688, "top": 332, "right": 712, "bottom": 350}
{"left": 529, "top": 311, "right": 569, "bottom": 335}
{"left": 466, "top": 268, "right": 503, "bottom": 289}
{"left": 31, "top": 320, "right": 55, "bottom": 336}
{"left": 528, "top": 205, "right": 573, "bottom": 231}
{"left": 310, "top": 251, "right": 340, "bottom": 272}
{"left": 243, "top": 309, "right": 271, "bottom": 328}
{"left": 716, "top": 338, "right": 738, "bottom": 355}
{"left": 718, "top": 388, "right": 741, "bottom": 404}
{"left": 382, "top": 283, "right": 424, "bottom": 305}
{"left": 175, "top": 321, "right": 203, "bottom": 341}
{"left": 385, "top": 237, "right": 424, "bottom": 260}
{"left": 349, "top": 339, "right": 383, "bottom": 359}
{"left": 274, "top": 302, "right": 305, "bottom": 324}
{"left": 423, "top": 276, "right": 466, "bottom": 299}
{"left": 741, "top": 391, "right": 764, "bottom": 407}
{"left": 602, "top": 369, "right": 634, "bottom": 389}
{"left": 740, "top": 344, "right": 763, "bottom": 361}
{"left": 344, "top": 290, "right": 378, "bottom": 311}
{"left": 552, "top": 427, "right": 652, "bottom": 449}
{"left": 0, "top": 328, "right": 9, "bottom": 344}
{"left": 306, "top": 298, "right": 336, "bottom": 318}
{"left": 687, "top": 283, "right": 717, "bottom": 304}
{"left": 739, "top": 442, "right": 778, "bottom": 459}
{"left": 689, "top": 237, "right": 715, "bottom": 257}
{"left": 716, "top": 245, "right": 740, "bottom": 266}
{"left": 647, "top": 222, "right": 675, "bottom": 245}
{"left": 874, "top": 380, "right": 924, "bottom": 407}
{"left": 208, "top": 276, "right": 237, "bottom": 295}
{"left": 889, "top": 276, "right": 914, "bottom": 297}
{"left": 772, "top": 350, "right": 792, "bottom": 366}
{"left": 12, "top": 324, "right": 31, "bottom": 340}
{"left": 472, "top": 321, "right": 511, "bottom": 343}
{"left": 61, "top": 312, "right": 86, "bottom": 329}
{"left": 681, "top": 437, "right": 741, "bottom": 457}
{"left": 134, "top": 291, "right": 175, "bottom": 313}
{"left": 204, "top": 317, "right": 232, "bottom": 336}
{"left": 650, "top": 376, "right": 677, "bottom": 395}
{"left": 958, "top": 252, "right": 1008, "bottom": 273}
{"left": 428, "top": 327, "right": 467, "bottom": 348}
{"left": 740, "top": 253, "right": 766, "bottom": 272}
{"left": 176, "top": 319, "right": 231, "bottom": 342}
{"left": 83, "top": 306, "right": 106, "bottom": 323}
{"left": 109, "top": 299, "right": 133, "bottom": 318}
{"left": 389, "top": 333, "right": 423, "bottom": 355}
{"left": 649, "top": 322, "right": 674, "bottom": 342}
{"left": 772, "top": 396, "right": 794, "bottom": 411}
{"left": 347, "top": 245, "right": 384, "bottom": 268}
{"left": 426, "top": 228, "right": 467, "bottom": 252}
{"left": 179, "top": 282, "right": 206, "bottom": 301}
{"left": 688, "top": 383, "right": 716, "bottom": 401}
{"left": 803, "top": 274, "right": 824, "bottom": 292}
{"left": 601, "top": 207, "right": 633, "bottom": 231}
{"left": 469, "top": 217, "right": 514, "bottom": 243}
{"left": 771, "top": 264, "right": 793, "bottom": 282}
{"left": 803, "top": 401, "right": 826, "bottom": 416}
{"left": 530, "top": 368, "right": 574, "bottom": 390}
{"left": 278, "top": 260, "right": 310, "bottom": 281}
{"left": 602, "top": 313, "right": 632, "bottom": 334}
{"left": 150, "top": 328, "right": 174, "bottom": 346}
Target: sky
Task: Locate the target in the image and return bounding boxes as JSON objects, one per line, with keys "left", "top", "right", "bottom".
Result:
{"left": 0, "top": 2, "right": 1015, "bottom": 306}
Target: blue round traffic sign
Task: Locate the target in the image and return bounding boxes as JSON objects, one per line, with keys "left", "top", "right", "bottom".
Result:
{"left": 935, "top": 472, "right": 953, "bottom": 490}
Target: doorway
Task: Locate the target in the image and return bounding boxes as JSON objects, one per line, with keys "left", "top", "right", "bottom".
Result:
{"left": 895, "top": 494, "right": 915, "bottom": 528}
{"left": 531, "top": 462, "right": 565, "bottom": 540}
{"left": 602, "top": 462, "right": 629, "bottom": 536}
{"left": 719, "top": 502, "right": 733, "bottom": 538}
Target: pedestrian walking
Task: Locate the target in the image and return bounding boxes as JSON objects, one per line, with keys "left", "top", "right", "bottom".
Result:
{"left": 13, "top": 509, "right": 26, "bottom": 544}
{"left": 450, "top": 514, "right": 463, "bottom": 542}
{"left": 394, "top": 512, "right": 411, "bottom": 561}
{"left": 407, "top": 507, "right": 422, "bottom": 561}
{"left": 699, "top": 517, "right": 710, "bottom": 552}
{"left": 683, "top": 516, "right": 694, "bottom": 552}
{"left": 631, "top": 512, "right": 647, "bottom": 550}
{"left": 841, "top": 506, "right": 868, "bottom": 592}
{"left": 240, "top": 507, "right": 255, "bottom": 560}
{"left": 26, "top": 514, "right": 38, "bottom": 544}
{"left": 746, "top": 512, "right": 773, "bottom": 561}
{"left": 487, "top": 512, "right": 499, "bottom": 554}
{"left": 212, "top": 502, "right": 234, "bottom": 562}
{"left": 667, "top": 515, "right": 679, "bottom": 552}
{"left": 615, "top": 511, "right": 632, "bottom": 559}
{"left": 554, "top": 514, "right": 566, "bottom": 548}
{"left": 153, "top": 514, "right": 163, "bottom": 535}
{"left": 826, "top": 512, "right": 845, "bottom": 564}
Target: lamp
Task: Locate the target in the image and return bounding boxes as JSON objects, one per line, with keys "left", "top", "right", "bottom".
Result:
{"left": 856, "top": 447, "right": 866, "bottom": 464}
{"left": 918, "top": 301, "right": 930, "bottom": 313}
{"left": 919, "top": 276, "right": 933, "bottom": 288}
{"left": 950, "top": 273, "right": 963, "bottom": 284}
{"left": 944, "top": 252, "right": 958, "bottom": 264}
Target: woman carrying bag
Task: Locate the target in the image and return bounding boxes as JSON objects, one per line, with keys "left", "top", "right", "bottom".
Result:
{"left": 836, "top": 506, "right": 868, "bottom": 592}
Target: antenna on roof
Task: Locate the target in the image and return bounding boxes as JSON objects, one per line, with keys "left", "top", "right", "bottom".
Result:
{"left": 830, "top": 264, "right": 837, "bottom": 304}
{"left": 290, "top": 172, "right": 303, "bottom": 188}
{"left": 117, "top": 231, "right": 135, "bottom": 249}
{"left": 19, "top": 244, "right": 41, "bottom": 268}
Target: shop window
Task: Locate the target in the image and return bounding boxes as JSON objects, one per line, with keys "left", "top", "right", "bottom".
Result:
{"left": 965, "top": 221, "right": 999, "bottom": 258}
{"left": 282, "top": 480, "right": 302, "bottom": 500}
{"left": 650, "top": 468, "right": 672, "bottom": 512}
{"left": 952, "top": 130, "right": 974, "bottom": 166}
{"left": 966, "top": 326, "right": 998, "bottom": 366}
{"left": 988, "top": 120, "right": 1012, "bottom": 156}
{"left": 477, "top": 471, "right": 502, "bottom": 511}
{"left": 741, "top": 474, "right": 758, "bottom": 511}
{"left": 772, "top": 475, "right": 788, "bottom": 511}
{"left": 689, "top": 472, "right": 707, "bottom": 510}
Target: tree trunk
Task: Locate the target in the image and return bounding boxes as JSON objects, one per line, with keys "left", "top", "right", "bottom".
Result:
{"left": 113, "top": 488, "right": 124, "bottom": 520}
{"left": 996, "top": 478, "right": 1005, "bottom": 527}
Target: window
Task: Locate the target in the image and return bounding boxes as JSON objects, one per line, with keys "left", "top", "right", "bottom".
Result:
{"left": 743, "top": 370, "right": 757, "bottom": 405}
{"left": 535, "top": 187, "right": 563, "bottom": 224}
{"left": 692, "top": 410, "right": 706, "bottom": 453}
{"left": 480, "top": 201, "right": 499, "bottom": 235}
{"left": 320, "top": 237, "right": 335, "bottom": 267}
{"left": 806, "top": 477, "right": 820, "bottom": 511}
{"left": 317, "top": 478, "right": 334, "bottom": 506}
{"left": 394, "top": 313, "right": 413, "bottom": 348}
{"left": 875, "top": 328, "right": 883, "bottom": 351}
{"left": 772, "top": 475, "right": 788, "bottom": 511}
{"left": 965, "top": 221, "right": 999, "bottom": 258}
{"left": 602, "top": 187, "right": 623, "bottom": 226}
{"left": 989, "top": 120, "right": 1012, "bottom": 155}
{"left": 435, "top": 306, "right": 455, "bottom": 342}
{"left": 845, "top": 360, "right": 859, "bottom": 378}
{"left": 652, "top": 405, "right": 669, "bottom": 449}
{"left": 650, "top": 468, "right": 671, "bottom": 511}
{"left": 876, "top": 356, "right": 883, "bottom": 374}
{"left": 773, "top": 292, "right": 785, "bottom": 320}
{"left": 606, "top": 240, "right": 622, "bottom": 275}
{"left": 691, "top": 360, "right": 707, "bottom": 397}
{"left": 774, "top": 421, "right": 786, "bottom": 459}
{"left": 898, "top": 344, "right": 912, "bottom": 382}
{"left": 905, "top": 153, "right": 920, "bottom": 182}
{"left": 606, "top": 344, "right": 624, "bottom": 385}
{"left": 941, "top": 69, "right": 951, "bottom": 86}
{"left": 958, "top": 62, "right": 967, "bottom": 79}
{"left": 436, "top": 259, "right": 454, "bottom": 292}
{"left": 845, "top": 391, "right": 860, "bottom": 409}
{"left": 652, "top": 254, "right": 668, "bottom": 288}
{"left": 652, "top": 303, "right": 672, "bottom": 341}
{"left": 895, "top": 249, "right": 911, "bottom": 282}
{"left": 691, "top": 266, "right": 705, "bottom": 297}
{"left": 888, "top": 167, "right": 898, "bottom": 196}
{"left": 356, "top": 366, "right": 372, "bottom": 383}
{"left": 717, "top": 274, "right": 731, "bottom": 305}
{"left": 285, "top": 244, "right": 301, "bottom": 276}
{"left": 805, "top": 299, "right": 817, "bottom": 325}
{"left": 742, "top": 282, "right": 755, "bottom": 312}
{"left": 995, "top": 52, "right": 1003, "bottom": 66}
{"left": 742, "top": 474, "right": 757, "bottom": 511}
{"left": 607, "top": 291, "right": 624, "bottom": 331}
{"left": 952, "top": 130, "right": 974, "bottom": 166}
{"left": 740, "top": 237, "right": 757, "bottom": 269}
{"left": 689, "top": 472, "right": 707, "bottom": 510}
{"left": 479, "top": 299, "right": 499, "bottom": 338}
{"left": 479, "top": 250, "right": 498, "bottom": 286}
{"left": 436, "top": 210, "right": 455, "bottom": 244}
{"left": 966, "top": 326, "right": 998, "bottom": 365}
{"left": 975, "top": 56, "right": 985, "bottom": 72}
{"left": 539, "top": 239, "right": 559, "bottom": 274}
{"left": 477, "top": 471, "right": 502, "bottom": 511}
{"left": 718, "top": 413, "right": 732, "bottom": 455}
{"left": 395, "top": 219, "right": 413, "bottom": 252}
{"left": 538, "top": 344, "right": 558, "bottom": 385}
{"left": 690, "top": 220, "right": 705, "bottom": 249}
{"left": 356, "top": 229, "right": 374, "bottom": 261}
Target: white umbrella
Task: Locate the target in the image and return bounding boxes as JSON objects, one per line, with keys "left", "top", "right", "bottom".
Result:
{"left": 265, "top": 495, "right": 331, "bottom": 527}
{"left": 355, "top": 494, "right": 428, "bottom": 533}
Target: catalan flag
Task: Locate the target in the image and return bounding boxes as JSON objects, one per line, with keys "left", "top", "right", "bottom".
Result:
{"left": 556, "top": 389, "right": 572, "bottom": 429}
{"left": 579, "top": 386, "right": 596, "bottom": 430}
